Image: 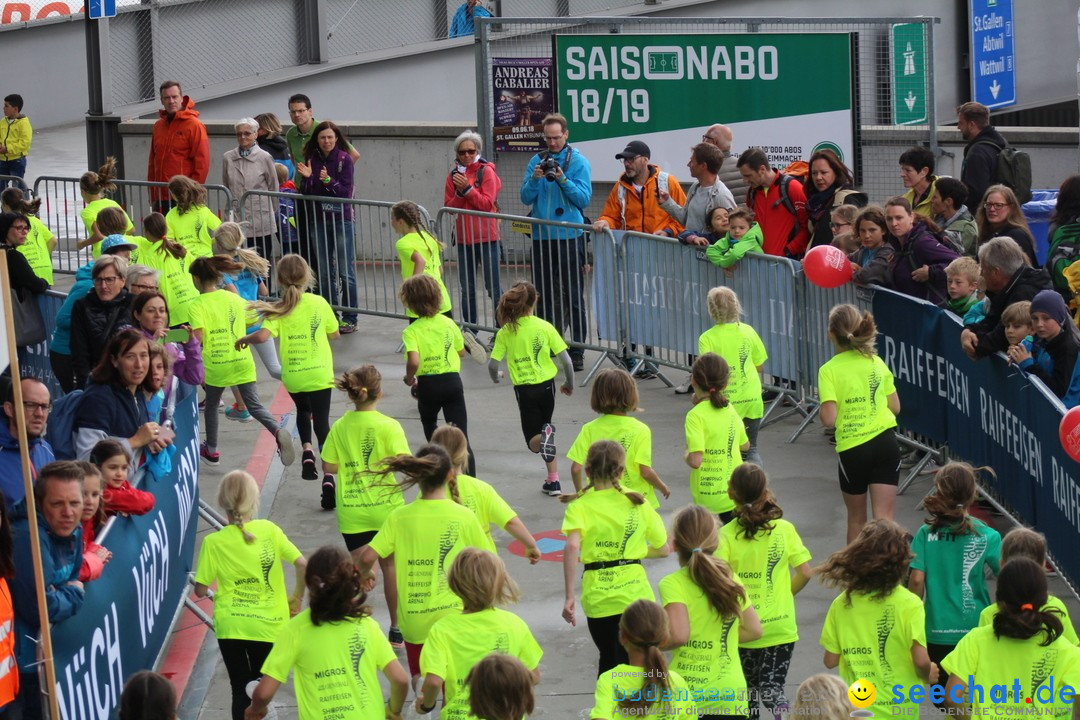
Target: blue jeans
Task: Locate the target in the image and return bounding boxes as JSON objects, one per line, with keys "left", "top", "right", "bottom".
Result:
{"left": 311, "top": 214, "right": 357, "bottom": 324}
{"left": 456, "top": 241, "right": 502, "bottom": 326}
{"left": 0, "top": 157, "right": 27, "bottom": 186}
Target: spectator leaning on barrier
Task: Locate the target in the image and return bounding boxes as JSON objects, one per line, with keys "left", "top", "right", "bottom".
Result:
{"left": 957, "top": 101, "right": 1008, "bottom": 216}
{"left": 0, "top": 94, "right": 31, "bottom": 182}
{"left": 595, "top": 140, "right": 686, "bottom": 239}
{"left": 883, "top": 196, "right": 958, "bottom": 303}
{"left": 70, "top": 250, "right": 137, "bottom": 390}
{"left": 737, "top": 147, "right": 810, "bottom": 260}
{"left": 931, "top": 177, "right": 978, "bottom": 256}
{"left": 0, "top": 378, "right": 54, "bottom": 512}
{"left": 961, "top": 236, "right": 1053, "bottom": 360}
{"left": 702, "top": 123, "right": 744, "bottom": 205}
{"left": 898, "top": 146, "right": 938, "bottom": 218}
{"left": 222, "top": 117, "right": 280, "bottom": 265}
{"left": 147, "top": 81, "right": 209, "bottom": 213}
{"left": 660, "top": 142, "right": 734, "bottom": 246}
{"left": 520, "top": 113, "right": 592, "bottom": 372}
{"left": 806, "top": 149, "right": 867, "bottom": 249}
{"left": 10, "top": 461, "right": 85, "bottom": 720}
{"left": 449, "top": 0, "right": 492, "bottom": 38}
{"left": 1008, "top": 289, "right": 1080, "bottom": 406}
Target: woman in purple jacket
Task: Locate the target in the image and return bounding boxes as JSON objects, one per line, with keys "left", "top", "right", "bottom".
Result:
{"left": 297, "top": 121, "right": 358, "bottom": 331}
{"left": 885, "top": 196, "right": 958, "bottom": 302}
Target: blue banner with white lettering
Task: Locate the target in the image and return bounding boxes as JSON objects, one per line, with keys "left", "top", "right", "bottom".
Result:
{"left": 51, "top": 391, "right": 200, "bottom": 720}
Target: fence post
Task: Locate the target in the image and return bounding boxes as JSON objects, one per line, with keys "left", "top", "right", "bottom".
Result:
{"left": 302, "top": 0, "right": 329, "bottom": 64}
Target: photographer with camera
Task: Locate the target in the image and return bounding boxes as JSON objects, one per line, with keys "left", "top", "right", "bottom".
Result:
{"left": 520, "top": 113, "right": 592, "bottom": 372}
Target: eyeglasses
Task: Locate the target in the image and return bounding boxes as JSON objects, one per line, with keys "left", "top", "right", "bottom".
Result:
{"left": 131, "top": 283, "right": 158, "bottom": 293}
{"left": 9, "top": 224, "right": 29, "bottom": 232}
{"left": 93, "top": 276, "right": 122, "bottom": 285}
{"left": 984, "top": 201, "right": 1009, "bottom": 211}
{"left": 457, "top": 148, "right": 478, "bottom": 155}
{"left": 22, "top": 402, "right": 51, "bottom": 413}
{"left": 830, "top": 222, "right": 852, "bottom": 230}
{"left": 543, "top": 135, "right": 564, "bottom": 142}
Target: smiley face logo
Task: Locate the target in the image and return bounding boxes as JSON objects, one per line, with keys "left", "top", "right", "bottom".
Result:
{"left": 848, "top": 679, "right": 876, "bottom": 709}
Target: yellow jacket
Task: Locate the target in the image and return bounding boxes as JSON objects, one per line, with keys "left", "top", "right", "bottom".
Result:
{"left": 0, "top": 116, "right": 32, "bottom": 161}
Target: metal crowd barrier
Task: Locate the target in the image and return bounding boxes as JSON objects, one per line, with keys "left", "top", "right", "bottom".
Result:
{"left": 0, "top": 174, "right": 27, "bottom": 191}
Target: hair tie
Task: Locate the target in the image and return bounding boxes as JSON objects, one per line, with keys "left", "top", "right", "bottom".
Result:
{"left": 847, "top": 332, "right": 855, "bottom": 340}
{"left": 691, "top": 547, "right": 702, "bottom": 553}
{"left": 955, "top": 503, "right": 965, "bottom": 509}
{"left": 744, "top": 502, "right": 754, "bottom": 508}
{"left": 360, "top": 387, "right": 367, "bottom": 393}
{"left": 708, "top": 387, "right": 717, "bottom": 393}
{"left": 1020, "top": 603, "right": 1034, "bottom": 611}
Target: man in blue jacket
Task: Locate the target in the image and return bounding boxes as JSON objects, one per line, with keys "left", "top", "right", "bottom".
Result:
{"left": 10, "top": 461, "right": 84, "bottom": 719}
{"left": 0, "top": 378, "right": 55, "bottom": 512}
{"left": 448, "top": 0, "right": 492, "bottom": 38}
{"left": 520, "top": 113, "right": 593, "bottom": 371}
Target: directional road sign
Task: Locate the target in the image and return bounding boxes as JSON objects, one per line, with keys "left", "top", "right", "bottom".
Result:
{"left": 88, "top": 0, "right": 117, "bottom": 20}
{"left": 970, "top": 0, "right": 1016, "bottom": 109}
{"left": 892, "top": 23, "right": 928, "bottom": 125}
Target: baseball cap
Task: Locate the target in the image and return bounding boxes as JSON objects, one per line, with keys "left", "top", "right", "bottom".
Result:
{"left": 101, "top": 234, "right": 138, "bottom": 254}
{"left": 615, "top": 140, "right": 651, "bottom": 160}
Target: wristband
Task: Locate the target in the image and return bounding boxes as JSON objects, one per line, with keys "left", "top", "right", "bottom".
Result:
{"left": 321, "top": 176, "right": 331, "bottom": 184}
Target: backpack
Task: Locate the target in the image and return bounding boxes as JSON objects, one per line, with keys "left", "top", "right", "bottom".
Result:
{"left": 1048, "top": 221, "right": 1080, "bottom": 294}
{"left": 746, "top": 161, "right": 809, "bottom": 256}
{"left": 474, "top": 161, "right": 499, "bottom": 213}
{"left": 976, "top": 138, "right": 1032, "bottom": 204}
{"left": 46, "top": 389, "right": 84, "bottom": 460}
{"left": 615, "top": 169, "right": 669, "bottom": 229}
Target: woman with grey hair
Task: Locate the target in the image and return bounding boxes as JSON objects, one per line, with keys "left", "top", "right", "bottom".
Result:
{"left": 70, "top": 253, "right": 133, "bottom": 389}
{"left": 126, "top": 264, "right": 160, "bottom": 295}
{"left": 222, "top": 117, "right": 279, "bottom": 267}
{"left": 444, "top": 129, "right": 503, "bottom": 334}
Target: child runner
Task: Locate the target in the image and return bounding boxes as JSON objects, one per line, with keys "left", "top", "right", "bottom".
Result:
{"left": 719, "top": 463, "right": 813, "bottom": 720}
{"left": 488, "top": 281, "right": 574, "bottom": 496}
{"left": 166, "top": 175, "right": 222, "bottom": 259}
{"left": 194, "top": 470, "right": 307, "bottom": 720}
{"left": 1, "top": 188, "right": 54, "bottom": 285}
{"left": 660, "top": 505, "right": 762, "bottom": 720}
{"left": 77, "top": 156, "right": 132, "bottom": 257}
{"left": 684, "top": 353, "right": 749, "bottom": 523}
{"left": 188, "top": 256, "right": 294, "bottom": 467}
{"left": 415, "top": 548, "right": 542, "bottom": 719}
{"left": 698, "top": 287, "right": 768, "bottom": 466}
{"left": 135, "top": 213, "right": 199, "bottom": 326}
{"left": 240, "top": 254, "right": 338, "bottom": 504}
{"left": 86, "top": 207, "right": 134, "bottom": 263}
{"left": 465, "top": 654, "right": 536, "bottom": 720}
{"left": 216, "top": 221, "right": 280, "bottom": 385}
{"left": 119, "top": 672, "right": 178, "bottom": 720}
{"left": 562, "top": 440, "right": 669, "bottom": 675}
{"left": 566, "top": 368, "right": 668, "bottom": 504}
{"left": 1010, "top": 289, "right": 1080, "bottom": 405}
{"left": 942, "top": 558, "right": 1080, "bottom": 717}
{"left": 320, "top": 364, "right": 409, "bottom": 646}
{"left": 91, "top": 439, "right": 154, "bottom": 516}
{"left": 400, "top": 274, "right": 475, "bottom": 474}
{"left": 430, "top": 424, "right": 541, "bottom": 559}
{"left": 589, "top": 599, "right": 699, "bottom": 719}
{"left": 76, "top": 461, "right": 111, "bottom": 583}
{"left": 819, "top": 519, "right": 937, "bottom": 719}
{"left": 818, "top": 304, "right": 900, "bottom": 542}
{"left": 392, "top": 199, "right": 452, "bottom": 320}
{"left": 908, "top": 462, "right": 1002, "bottom": 672}
{"left": 247, "top": 545, "right": 409, "bottom": 720}
{"left": 705, "top": 206, "right": 765, "bottom": 268}
{"left": 354, "top": 445, "right": 488, "bottom": 684}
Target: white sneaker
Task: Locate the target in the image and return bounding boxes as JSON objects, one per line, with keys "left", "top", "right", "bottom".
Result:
{"left": 674, "top": 374, "right": 694, "bottom": 394}
{"left": 463, "top": 330, "right": 488, "bottom": 364}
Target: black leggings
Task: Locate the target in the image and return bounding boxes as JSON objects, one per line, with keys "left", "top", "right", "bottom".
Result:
{"left": 586, "top": 613, "right": 628, "bottom": 676}
{"left": 288, "top": 388, "right": 332, "bottom": 448}
{"left": 218, "top": 638, "right": 273, "bottom": 720}
{"left": 415, "top": 372, "right": 475, "bottom": 474}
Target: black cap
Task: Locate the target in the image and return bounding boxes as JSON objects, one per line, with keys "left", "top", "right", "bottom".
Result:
{"left": 615, "top": 140, "right": 651, "bottom": 160}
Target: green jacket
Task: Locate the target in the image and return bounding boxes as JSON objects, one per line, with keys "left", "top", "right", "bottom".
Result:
{"left": 705, "top": 222, "right": 764, "bottom": 268}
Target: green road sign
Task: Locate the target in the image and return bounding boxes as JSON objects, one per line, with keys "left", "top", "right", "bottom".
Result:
{"left": 892, "top": 23, "right": 928, "bottom": 125}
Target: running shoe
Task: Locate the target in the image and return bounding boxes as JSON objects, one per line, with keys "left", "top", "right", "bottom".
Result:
{"left": 200, "top": 442, "right": 220, "bottom": 466}
{"left": 321, "top": 474, "right": 336, "bottom": 510}
{"left": 634, "top": 365, "right": 657, "bottom": 380}
{"left": 275, "top": 428, "right": 295, "bottom": 466}
{"left": 388, "top": 626, "right": 405, "bottom": 648}
{"left": 301, "top": 449, "right": 318, "bottom": 480}
{"left": 463, "top": 330, "right": 488, "bottom": 364}
{"left": 339, "top": 321, "right": 358, "bottom": 335}
{"left": 538, "top": 423, "right": 557, "bottom": 463}
{"left": 674, "top": 374, "right": 694, "bottom": 394}
{"left": 542, "top": 480, "right": 562, "bottom": 496}
{"left": 572, "top": 355, "right": 585, "bottom": 372}
{"left": 225, "top": 404, "right": 253, "bottom": 423}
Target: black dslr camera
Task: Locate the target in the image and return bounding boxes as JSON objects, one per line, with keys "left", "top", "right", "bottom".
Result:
{"left": 539, "top": 156, "right": 560, "bottom": 182}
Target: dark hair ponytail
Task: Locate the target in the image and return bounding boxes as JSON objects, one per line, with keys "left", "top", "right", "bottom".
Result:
{"left": 306, "top": 546, "right": 371, "bottom": 626}
{"left": 993, "top": 558, "right": 1063, "bottom": 646}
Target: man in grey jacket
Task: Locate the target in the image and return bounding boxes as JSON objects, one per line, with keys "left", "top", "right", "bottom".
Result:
{"left": 659, "top": 142, "right": 735, "bottom": 245}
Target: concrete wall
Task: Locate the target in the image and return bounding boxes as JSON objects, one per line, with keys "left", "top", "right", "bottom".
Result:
{"left": 0, "top": 19, "right": 86, "bottom": 129}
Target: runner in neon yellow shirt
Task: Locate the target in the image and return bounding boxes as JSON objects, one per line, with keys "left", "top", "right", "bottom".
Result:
{"left": 684, "top": 353, "right": 749, "bottom": 520}
{"left": 133, "top": 218, "right": 198, "bottom": 325}
{"left": 562, "top": 440, "right": 669, "bottom": 675}
{"left": 248, "top": 546, "right": 410, "bottom": 720}
{"left": 567, "top": 368, "right": 669, "bottom": 506}
{"left": 3, "top": 190, "right": 56, "bottom": 284}
{"left": 165, "top": 176, "right": 222, "bottom": 258}
{"left": 80, "top": 202, "right": 134, "bottom": 259}
{"left": 392, "top": 200, "right": 452, "bottom": 317}
{"left": 193, "top": 471, "right": 307, "bottom": 720}
{"left": 77, "top": 157, "right": 126, "bottom": 257}
{"left": 660, "top": 505, "right": 763, "bottom": 718}
{"left": 355, "top": 445, "right": 489, "bottom": 681}
{"left": 416, "top": 548, "right": 543, "bottom": 719}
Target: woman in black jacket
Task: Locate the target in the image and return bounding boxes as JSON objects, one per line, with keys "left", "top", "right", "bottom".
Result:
{"left": 70, "top": 253, "right": 133, "bottom": 389}
{"left": 806, "top": 150, "right": 867, "bottom": 248}
{"left": 1, "top": 213, "right": 49, "bottom": 359}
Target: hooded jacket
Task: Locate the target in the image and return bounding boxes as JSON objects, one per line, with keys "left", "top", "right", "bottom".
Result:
{"left": 147, "top": 97, "right": 210, "bottom": 200}
{"left": 51, "top": 261, "right": 94, "bottom": 355}
{"left": 705, "top": 222, "right": 765, "bottom": 268}
{"left": 70, "top": 289, "right": 133, "bottom": 389}
{"left": 597, "top": 164, "right": 687, "bottom": 237}
{"left": 887, "top": 220, "right": 959, "bottom": 302}
{"left": 0, "top": 115, "right": 31, "bottom": 161}
{"left": 967, "top": 265, "right": 1053, "bottom": 357}
{"left": 0, "top": 421, "right": 54, "bottom": 511}
{"left": 962, "top": 125, "right": 1008, "bottom": 215}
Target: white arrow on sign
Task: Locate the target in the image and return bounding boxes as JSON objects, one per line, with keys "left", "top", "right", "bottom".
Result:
{"left": 990, "top": 79, "right": 1001, "bottom": 99}
{"left": 905, "top": 91, "right": 917, "bottom": 111}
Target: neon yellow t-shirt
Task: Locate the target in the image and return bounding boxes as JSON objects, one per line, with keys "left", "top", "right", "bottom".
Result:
{"left": 561, "top": 488, "right": 667, "bottom": 618}
{"left": 261, "top": 293, "right": 339, "bottom": 392}
{"left": 187, "top": 289, "right": 257, "bottom": 387}
{"left": 455, "top": 474, "right": 517, "bottom": 552}
{"left": 421, "top": 608, "right": 543, "bottom": 720}
{"left": 658, "top": 566, "right": 750, "bottom": 716}
{"left": 193, "top": 519, "right": 301, "bottom": 641}
{"left": 320, "top": 410, "right": 410, "bottom": 534}
{"left": 684, "top": 401, "right": 747, "bottom": 514}
{"left": 978, "top": 596, "right": 1080, "bottom": 645}
{"left": 567, "top": 414, "right": 658, "bottom": 509}
{"left": 402, "top": 314, "right": 463, "bottom": 376}
{"left": 166, "top": 205, "right": 222, "bottom": 259}
{"left": 490, "top": 315, "right": 567, "bottom": 386}
{"left": 261, "top": 612, "right": 398, "bottom": 720}
{"left": 591, "top": 664, "right": 699, "bottom": 719}
{"left": 717, "top": 518, "right": 811, "bottom": 648}
{"left": 367, "top": 498, "right": 489, "bottom": 644}
{"left": 943, "top": 625, "right": 1080, "bottom": 718}
{"left": 17, "top": 216, "right": 54, "bottom": 284}
{"left": 817, "top": 350, "right": 897, "bottom": 452}
{"left": 81, "top": 198, "right": 133, "bottom": 258}
{"left": 819, "top": 586, "right": 926, "bottom": 718}
{"left": 698, "top": 323, "right": 768, "bottom": 420}
{"left": 396, "top": 230, "right": 451, "bottom": 317}
{"left": 135, "top": 238, "right": 199, "bottom": 325}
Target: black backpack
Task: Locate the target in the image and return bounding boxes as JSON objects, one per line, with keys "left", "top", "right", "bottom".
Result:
{"left": 976, "top": 138, "right": 1032, "bottom": 204}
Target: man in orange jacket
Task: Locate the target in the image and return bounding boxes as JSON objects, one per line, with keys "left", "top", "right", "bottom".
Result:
{"left": 147, "top": 80, "right": 210, "bottom": 212}
{"left": 593, "top": 141, "right": 686, "bottom": 238}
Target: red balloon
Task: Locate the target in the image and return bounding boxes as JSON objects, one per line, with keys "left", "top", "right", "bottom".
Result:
{"left": 803, "top": 244, "right": 854, "bottom": 289}
{"left": 1060, "top": 406, "right": 1080, "bottom": 463}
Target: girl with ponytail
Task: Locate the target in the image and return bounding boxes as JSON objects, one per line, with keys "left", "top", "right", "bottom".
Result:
{"left": 684, "top": 352, "right": 749, "bottom": 523}
{"left": 166, "top": 175, "right": 221, "bottom": 258}
{"left": 908, "top": 462, "right": 1001, "bottom": 672}
{"left": 78, "top": 156, "right": 133, "bottom": 257}
{"left": 194, "top": 470, "right": 306, "bottom": 720}
{"left": 818, "top": 304, "right": 901, "bottom": 542}
{"left": 354, "top": 445, "right": 488, "bottom": 685}
{"left": 135, "top": 212, "right": 199, "bottom": 325}
{"left": 942, "top": 558, "right": 1080, "bottom": 717}
{"left": 720, "top": 463, "right": 812, "bottom": 720}
{"left": 590, "top": 599, "right": 699, "bottom": 719}
{"left": 660, "top": 505, "right": 763, "bottom": 720}
{"left": 561, "top": 440, "right": 669, "bottom": 675}
{"left": 247, "top": 546, "right": 409, "bottom": 720}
